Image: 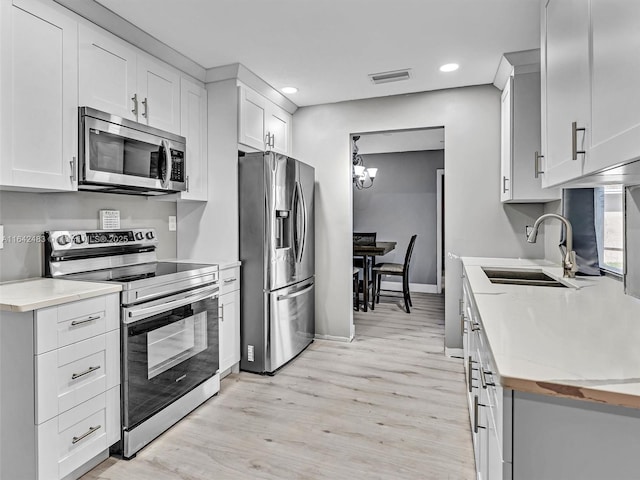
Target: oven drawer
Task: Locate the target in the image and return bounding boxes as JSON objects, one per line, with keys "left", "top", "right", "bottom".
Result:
{"left": 35, "top": 293, "right": 119, "bottom": 354}
{"left": 35, "top": 330, "right": 120, "bottom": 424}
{"left": 37, "top": 386, "right": 120, "bottom": 480}
{"left": 219, "top": 266, "right": 240, "bottom": 296}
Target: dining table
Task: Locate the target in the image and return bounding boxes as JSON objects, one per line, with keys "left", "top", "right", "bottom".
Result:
{"left": 353, "top": 241, "right": 396, "bottom": 312}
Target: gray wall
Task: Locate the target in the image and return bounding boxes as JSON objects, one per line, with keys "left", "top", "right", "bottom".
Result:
{"left": 353, "top": 150, "right": 443, "bottom": 285}
{"left": 0, "top": 191, "right": 177, "bottom": 282}
{"left": 292, "top": 84, "right": 546, "bottom": 346}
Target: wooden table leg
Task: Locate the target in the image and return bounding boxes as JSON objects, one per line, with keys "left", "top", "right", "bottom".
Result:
{"left": 362, "top": 253, "right": 369, "bottom": 312}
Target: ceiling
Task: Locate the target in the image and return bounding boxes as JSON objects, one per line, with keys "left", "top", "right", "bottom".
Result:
{"left": 94, "top": 0, "right": 541, "bottom": 107}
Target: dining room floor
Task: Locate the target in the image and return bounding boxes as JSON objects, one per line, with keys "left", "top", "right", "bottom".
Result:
{"left": 82, "top": 293, "right": 475, "bottom": 480}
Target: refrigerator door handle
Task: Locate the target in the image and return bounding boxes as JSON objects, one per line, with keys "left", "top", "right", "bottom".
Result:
{"left": 293, "top": 181, "right": 307, "bottom": 263}
{"left": 277, "top": 282, "right": 314, "bottom": 301}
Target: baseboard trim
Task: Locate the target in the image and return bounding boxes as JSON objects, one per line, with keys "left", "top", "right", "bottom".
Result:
{"left": 445, "top": 347, "right": 463, "bottom": 358}
{"left": 380, "top": 281, "right": 438, "bottom": 294}
{"left": 314, "top": 333, "right": 353, "bottom": 343}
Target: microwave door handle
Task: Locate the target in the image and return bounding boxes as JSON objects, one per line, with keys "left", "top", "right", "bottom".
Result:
{"left": 161, "top": 139, "right": 172, "bottom": 188}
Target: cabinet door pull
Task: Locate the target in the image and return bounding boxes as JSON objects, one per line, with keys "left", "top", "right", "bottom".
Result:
{"left": 534, "top": 151, "right": 544, "bottom": 178}
{"left": 71, "top": 365, "right": 101, "bottom": 380}
{"left": 72, "top": 425, "right": 101, "bottom": 444}
{"left": 142, "top": 97, "right": 148, "bottom": 118}
{"left": 223, "top": 277, "right": 237, "bottom": 284}
{"left": 265, "top": 132, "right": 271, "bottom": 151}
{"left": 480, "top": 367, "right": 496, "bottom": 389}
{"left": 70, "top": 157, "right": 77, "bottom": 183}
{"left": 219, "top": 304, "right": 224, "bottom": 321}
{"left": 131, "top": 93, "right": 138, "bottom": 116}
{"left": 572, "top": 121, "right": 586, "bottom": 160}
{"left": 473, "top": 395, "right": 486, "bottom": 433}
{"left": 70, "top": 315, "right": 101, "bottom": 326}
{"left": 502, "top": 176, "right": 509, "bottom": 193}
{"left": 186, "top": 176, "right": 190, "bottom": 192}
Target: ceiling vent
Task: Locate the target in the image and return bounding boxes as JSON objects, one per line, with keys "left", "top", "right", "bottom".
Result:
{"left": 369, "top": 69, "right": 412, "bottom": 85}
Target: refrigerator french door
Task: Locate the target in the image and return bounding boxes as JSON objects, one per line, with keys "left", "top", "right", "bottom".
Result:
{"left": 239, "top": 152, "right": 315, "bottom": 374}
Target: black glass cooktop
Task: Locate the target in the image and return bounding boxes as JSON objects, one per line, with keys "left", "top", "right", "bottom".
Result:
{"left": 66, "top": 262, "right": 216, "bottom": 284}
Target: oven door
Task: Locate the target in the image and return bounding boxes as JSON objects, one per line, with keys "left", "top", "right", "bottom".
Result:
{"left": 121, "top": 284, "right": 218, "bottom": 430}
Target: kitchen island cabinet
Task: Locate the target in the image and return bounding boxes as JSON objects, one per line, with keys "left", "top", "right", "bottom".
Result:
{"left": 0, "top": 0, "right": 78, "bottom": 192}
{"left": 0, "top": 283, "right": 122, "bottom": 480}
{"left": 461, "top": 257, "right": 640, "bottom": 479}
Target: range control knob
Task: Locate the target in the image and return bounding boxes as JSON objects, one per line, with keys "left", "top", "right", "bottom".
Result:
{"left": 135, "top": 232, "right": 144, "bottom": 241}
{"left": 56, "top": 235, "right": 71, "bottom": 246}
{"left": 145, "top": 231, "right": 155, "bottom": 240}
{"left": 72, "top": 234, "right": 85, "bottom": 245}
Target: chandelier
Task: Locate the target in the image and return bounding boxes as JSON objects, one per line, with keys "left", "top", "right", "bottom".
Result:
{"left": 352, "top": 136, "right": 378, "bottom": 189}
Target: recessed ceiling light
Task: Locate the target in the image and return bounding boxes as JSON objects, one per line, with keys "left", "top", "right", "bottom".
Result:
{"left": 281, "top": 86, "right": 298, "bottom": 94}
{"left": 439, "top": 63, "right": 459, "bottom": 72}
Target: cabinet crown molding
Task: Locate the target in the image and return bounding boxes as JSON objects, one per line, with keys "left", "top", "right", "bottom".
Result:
{"left": 493, "top": 48, "right": 541, "bottom": 91}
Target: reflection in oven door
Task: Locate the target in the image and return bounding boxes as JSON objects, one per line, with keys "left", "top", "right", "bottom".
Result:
{"left": 123, "top": 295, "right": 219, "bottom": 430}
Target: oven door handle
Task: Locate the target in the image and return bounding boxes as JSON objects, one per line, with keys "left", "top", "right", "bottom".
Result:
{"left": 125, "top": 286, "right": 218, "bottom": 323}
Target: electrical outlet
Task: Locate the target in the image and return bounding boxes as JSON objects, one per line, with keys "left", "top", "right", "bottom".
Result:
{"left": 168, "top": 216, "right": 177, "bottom": 231}
{"left": 247, "top": 345, "right": 254, "bottom": 362}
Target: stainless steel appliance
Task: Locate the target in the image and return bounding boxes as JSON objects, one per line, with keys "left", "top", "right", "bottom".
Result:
{"left": 78, "top": 107, "right": 186, "bottom": 195}
{"left": 239, "top": 152, "right": 315, "bottom": 374}
{"left": 44, "top": 229, "right": 219, "bottom": 459}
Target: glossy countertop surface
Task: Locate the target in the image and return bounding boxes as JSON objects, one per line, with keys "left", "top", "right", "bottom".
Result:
{"left": 0, "top": 278, "right": 122, "bottom": 312}
{"left": 462, "top": 257, "right": 640, "bottom": 409}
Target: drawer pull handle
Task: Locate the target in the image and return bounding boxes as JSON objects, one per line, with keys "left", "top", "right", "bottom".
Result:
{"left": 480, "top": 367, "right": 496, "bottom": 389}
{"left": 223, "top": 277, "right": 237, "bottom": 284}
{"left": 473, "top": 396, "right": 487, "bottom": 434}
{"left": 71, "top": 365, "right": 101, "bottom": 380}
{"left": 71, "top": 315, "right": 101, "bottom": 326}
{"left": 72, "top": 425, "right": 101, "bottom": 444}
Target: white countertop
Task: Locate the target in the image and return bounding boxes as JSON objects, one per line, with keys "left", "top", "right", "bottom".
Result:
{"left": 462, "top": 257, "right": 640, "bottom": 409}
{"left": 0, "top": 278, "right": 122, "bottom": 312}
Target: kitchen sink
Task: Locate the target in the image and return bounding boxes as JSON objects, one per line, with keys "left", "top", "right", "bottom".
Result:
{"left": 481, "top": 267, "right": 568, "bottom": 288}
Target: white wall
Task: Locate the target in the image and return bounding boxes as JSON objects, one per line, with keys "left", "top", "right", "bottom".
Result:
{"left": 0, "top": 190, "right": 177, "bottom": 282}
{"left": 293, "top": 85, "right": 546, "bottom": 347}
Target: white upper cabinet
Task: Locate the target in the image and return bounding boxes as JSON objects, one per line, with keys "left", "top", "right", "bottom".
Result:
{"left": 238, "top": 83, "right": 292, "bottom": 155}
{"left": 588, "top": 0, "right": 640, "bottom": 175}
{"left": 541, "top": 0, "right": 590, "bottom": 188}
{"left": 496, "top": 50, "right": 560, "bottom": 203}
{"left": 0, "top": 0, "right": 78, "bottom": 191}
{"left": 79, "top": 23, "right": 181, "bottom": 135}
{"left": 137, "top": 55, "right": 181, "bottom": 134}
{"left": 542, "top": 0, "right": 640, "bottom": 187}
{"left": 179, "top": 76, "right": 208, "bottom": 201}
{"left": 78, "top": 24, "right": 137, "bottom": 122}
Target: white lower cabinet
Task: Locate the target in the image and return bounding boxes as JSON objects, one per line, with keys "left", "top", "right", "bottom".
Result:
{"left": 0, "top": 293, "right": 121, "bottom": 480}
{"left": 219, "top": 265, "right": 241, "bottom": 375}
{"left": 462, "top": 268, "right": 640, "bottom": 480}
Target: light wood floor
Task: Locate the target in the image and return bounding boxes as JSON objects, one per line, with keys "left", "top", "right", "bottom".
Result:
{"left": 82, "top": 293, "right": 475, "bottom": 480}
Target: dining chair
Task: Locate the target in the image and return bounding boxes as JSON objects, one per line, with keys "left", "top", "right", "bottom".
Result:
{"left": 353, "top": 232, "right": 376, "bottom": 309}
{"left": 372, "top": 234, "right": 417, "bottom": 313}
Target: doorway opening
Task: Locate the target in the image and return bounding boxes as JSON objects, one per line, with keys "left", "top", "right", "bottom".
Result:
{"left": 351, "top": 127, "right": 445, "bottom": 314}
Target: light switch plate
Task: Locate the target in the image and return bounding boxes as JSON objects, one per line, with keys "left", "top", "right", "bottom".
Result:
{"left": 169, "top": 216, "right": 177, "bottom": 231}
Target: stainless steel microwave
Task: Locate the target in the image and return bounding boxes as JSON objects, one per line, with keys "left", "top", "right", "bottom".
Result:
{"left": 78, "top": 107, "right": 186, "bottom": 195}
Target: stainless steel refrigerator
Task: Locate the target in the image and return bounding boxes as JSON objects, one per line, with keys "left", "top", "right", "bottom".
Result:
{"left": 239, "top": 151, "right": 315, "bottom": 374}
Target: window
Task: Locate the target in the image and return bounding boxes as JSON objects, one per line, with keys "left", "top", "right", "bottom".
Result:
{"left": 599, "top": 185, "right": 624, "bottom": 274}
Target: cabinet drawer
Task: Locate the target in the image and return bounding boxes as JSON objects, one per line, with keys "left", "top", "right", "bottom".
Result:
{"left": 35, "top": 294, "right": 119, "bottom": 353}
{"left": 36, "top": 330, "right": 120, "bottom": 424}
{"left": 37, "top": 387, "right": 120, "bottom": 479}
{"left": 219, "top": 266, "right": 240, "bottom": 295}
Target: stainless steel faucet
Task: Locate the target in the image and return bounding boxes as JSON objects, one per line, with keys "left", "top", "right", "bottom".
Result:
{"left": 527, "top": 213, "right": 578, "bottom": 278}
